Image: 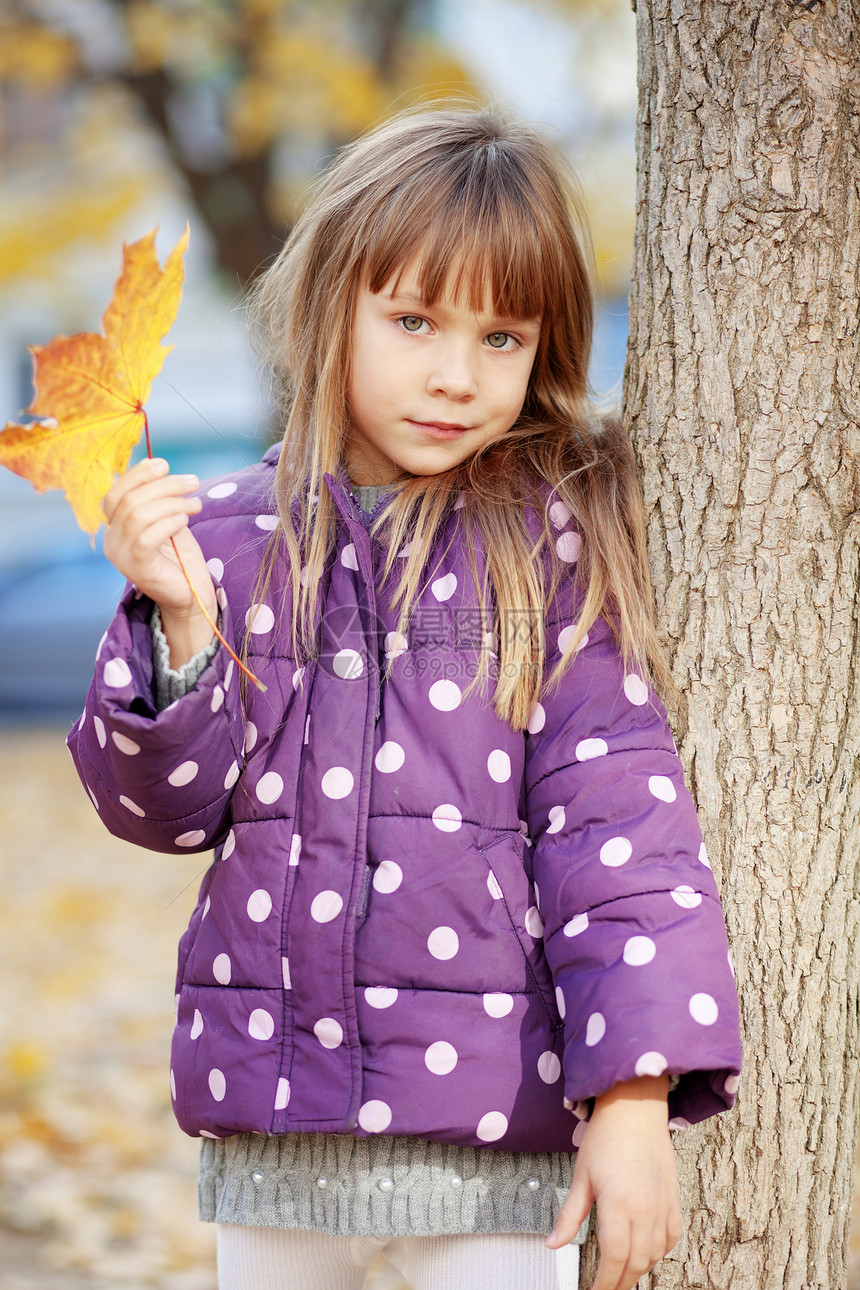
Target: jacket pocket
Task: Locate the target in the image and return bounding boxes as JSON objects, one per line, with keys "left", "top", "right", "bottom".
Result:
{"left": 478, "top": 831, "right": 560, "bottom": 1025}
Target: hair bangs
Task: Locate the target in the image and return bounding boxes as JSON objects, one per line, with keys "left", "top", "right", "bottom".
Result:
{"left": 362, "top": 149, "right": 551, "bottom": 324}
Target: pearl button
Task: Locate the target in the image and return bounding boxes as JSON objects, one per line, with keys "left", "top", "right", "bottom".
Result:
{"left": 316, "top": 1176, "right": 328, "bottom": 1189}
{"left": 525, "top": 1178, "right": 540, "bottom": 1191}
{"left": 251, "top": 1171, "right": 264, "bottom": 1183}
{"left": 377, "top": 1177, "right": 394, "bottom": 1192}
{"left": 450, "top": 1175, "right": 463, "bottom": 1188}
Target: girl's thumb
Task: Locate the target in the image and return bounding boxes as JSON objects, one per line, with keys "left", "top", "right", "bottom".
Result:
{"left": 546, "top": 1174, "right": 592, "bottom": 1248}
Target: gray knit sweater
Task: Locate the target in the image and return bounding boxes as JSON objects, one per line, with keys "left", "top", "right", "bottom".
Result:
{"left": 152, "top": 484, "right": 587, "bottom": 1241}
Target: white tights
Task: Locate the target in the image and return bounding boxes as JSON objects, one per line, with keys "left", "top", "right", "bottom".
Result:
{"left": 217, "top": 1224, "right": 580, "bottom": 1290}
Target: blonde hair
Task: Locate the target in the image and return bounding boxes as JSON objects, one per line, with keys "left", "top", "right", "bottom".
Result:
{"left": 249, "top": 104, "right": 671, "bottom": 728}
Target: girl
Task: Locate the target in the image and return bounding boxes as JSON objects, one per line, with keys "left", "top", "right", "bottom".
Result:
{"left": 68, "top": 105, "right": 742, "bottom": 1290}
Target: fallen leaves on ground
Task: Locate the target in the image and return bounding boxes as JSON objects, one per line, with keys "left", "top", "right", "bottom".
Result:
{"left": 0, "top": 729, "right": 406, "bottom": 1290}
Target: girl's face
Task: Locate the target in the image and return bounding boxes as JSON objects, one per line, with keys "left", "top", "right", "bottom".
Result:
{"left": 345, "top": 266, "right": 541, "bottom": 486}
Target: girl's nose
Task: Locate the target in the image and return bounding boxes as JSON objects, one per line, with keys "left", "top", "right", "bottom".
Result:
{"left": 427, "top": 345, "right": 478, "bottom": 400}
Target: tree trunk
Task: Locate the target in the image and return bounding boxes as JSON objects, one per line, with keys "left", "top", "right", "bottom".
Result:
{"left": 582, "top": 2, "right": 860, "bottom": 1287}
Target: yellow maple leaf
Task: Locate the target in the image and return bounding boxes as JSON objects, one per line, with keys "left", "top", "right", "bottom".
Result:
{"left": 0, "top": 226, "right": 188, "bottom": 535}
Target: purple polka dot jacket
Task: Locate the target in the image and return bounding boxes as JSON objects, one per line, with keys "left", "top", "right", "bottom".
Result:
{"left": 68, "top": 447, "right": 742, "bottom": 1151}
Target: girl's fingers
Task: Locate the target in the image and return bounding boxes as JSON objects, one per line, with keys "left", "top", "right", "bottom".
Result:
{"left": 103, "top": 459, "right": 199, "bottom": 525}
{"left": 103, "top": 456, "right": 169, "bottom": 521}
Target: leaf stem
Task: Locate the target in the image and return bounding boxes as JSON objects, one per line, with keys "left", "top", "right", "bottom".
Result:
{"left": 142, "top": 409, "right": 267, "bottom": 693}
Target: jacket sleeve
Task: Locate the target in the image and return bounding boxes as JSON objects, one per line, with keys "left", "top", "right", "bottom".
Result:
{"left": 66, "top": 581, "right": 245, "bottom": 855}
{"left": 525, "top": 606, "right": 742, "bottom": 1129}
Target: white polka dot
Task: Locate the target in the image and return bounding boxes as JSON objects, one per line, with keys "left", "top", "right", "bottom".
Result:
{"left": 111, "top": 731, "right": 140, "bottom": 755}
{"left": 358, "top": 1099, "right": 392, "bottom": 1133}
{"left": 170, "top": 1069, "right": 176, "bottom": 1100}
{"left": 94, "top": 716, "right": 107, "bottom": 747}
{"left": 432, "top": 803, "right": 462, "bottom": 832}
{"left": 549, "top": 500, "right": 572, "bottom": 529}
{"left": 555, "top": 986, "right": 566, "bottom": 1020}
{"left": 483, "top": 992, "right": 514, "bottom": 1018}
{"left": 119, "top": 795, "right": 145, "bottom": 816}
{"left": 314, "top": 1018, "right": 344, "bottom": 1049}
{"left": 425, "top": 1041, "right": 458, "bottom": 1075}
{"left": 385, "top": 632, "right": 409, "bottom": 657}
{"left": 698, "top": 842, "right": 712, "bottom": 868}
{"left": 487, "top": 870, "right": 503, "bottom": 900}
{"left": 103, "top": 658, "right": 132, "bottom": 688}
{"left": 727, "top": 951, "right": 736, "bottom": 979}
{"left": 211, "top": 685, "right": 225, "bottom": 712}
{"left": 255, "top": 513, "right": 279, "bottom": 531}
{"left": 538, "top": 1051, "right": 562, "bottom": 1084}
{"left": 95, "top": 631, "right": 107, "bottom": 661}
{"left": 689, "top": 992, "right": 719, "bottom": 1025}
{"left": 311, "top": 890, "right": 343, "bottom": 923}
{"left": 176, "top": 830, "right": 206, "bottom": 847}
{"left": 527, "top": 702, "right": 546, "bottom": 734}
{"left": 206, "top": 557, "right": 224, "bottom": 581}
{"left": 213, "top": 953, "right": 231, "bottom": 984}
{"left": 220, "top": 830, "right": 236, "bottom": 860}
{"left": 600, "top": 836, "right": 632, "bottom": 867}
{"left": 635, "top": 1051, "right": 668, "bottom": 1078}
{"left": 249, "top": 1008, "right": 275, "bottom": 1041}
{"left": 576, "top": 737, "right": 608, "bottom": 761}
{"left": 558, "top": 625, "right": 589, "bottom": 654}
{"left": 431, "top": 572, "right": 457, "bottom": 601}
{"left": 340, "top": 542, "right": 359, "bottom": 570}
{"left": 86, "top": 784, "right": 99, "bottom": 810}
{"left": 487, "top": 749, "right": 511, "bottom": 783}
{"left": 292, "top": 667, "right": 304, "bottom": 690}
{"left": 572, "top": 1120, "right": 589, "bottom": 1148}
{"left": 224, "top": 660, "right": 235, "bottom": 690}
{"left": 428, "top": 679, "right": 461, "bottom": 711}
{"left": 208, "top": 481, "right": 237, "bottom": 499}
{"left": 648, "top": 775, "right": 677, "bottom": 802}
{"left": 476, "top": 1111, "right": 508, "bottom": 1142}
{"left": 256, "top": 771, "right": 284, "bottom": 804}
{"left": 427, "top": 926, "right": 459, "bottom": 960}
{"left": 333, "top": 648, "right": 363, "bottom": 679}
{"left": 546, "top": 805, "right": 566, "bottom": 835}
{"left": 216, "top": 586, "right": 228, "bottom": 610}
{"left": 669, "top": 1117, "right": 691, "bottom": 1130}
{"left": 282, "top": 957, "right": 291, "bottom": 988}
{"left": 322, "top": 767, "right": 354, "bottom": 799}
{"left": 246, "top": 602, "right": 275, "bottom": 634}
{"left": 224, "top": 761, "right": 240, "bottom": 790}
{"left": 397, "top": 541, "right": 413, "bottom": 558}
{"left": 247, "top": 889, "right": 273, "bottom": 922}
{"left": 584, "top": 1012, "right": 606, "bottom": 1045}
{"left": 453, "top": 494, "right": 466, "bottom": 510}
{"left": 724, "top": 1073, "right": 740, "bottom": 1096}
{"left": 168, "top": 760, "right": 198, "bottom": 786}
{"left": 671, "top": 885, "right": 702, "bottom": 908}
{"left": 190, "top": 1009, "right": 204, "bottom": 1040}
{"left": 202, "top": 895, "right": 210, "bottom": 919}
{"left": 199, "top": 1131, "right": 220, "bottom": 1139}
{"left": 373, "top": 861, "right": 403, "bottom": 893}
{"left": 525, "top": 906, "right": 544, "bottom": 938}
{"left": 289, "top": 834, "right": 301, "bottom": 865}
{"left": 563, "top": 912, "right": 588, "bottom": 937}
{"left": 275, "top": 1078, "right": 291, "bottom": 1110}
{"left": 375, "top": 741, "right": 405, "bottom": 773}
{"left": 208, "top": 1068, "right": 227, "bottom": 1101}
{"left": 556, "top": 531, "right": 582, "bottom": 563}
{"left": 244, "top": 723, "right": 258, "bottom": 754}
{"left": 624, "top": 935, "right": 657, "bottom": 966}
{"left": 364, "top": 986, "right": 399, "bottom": 1009}
{"left": 624, "top": 673, "right": 649, "bottom": 706}
{"left": 304, "top": 715, "right": 311, "bottom": 744}
{"left": 571, "top": 1100, "right": 589, "bottom": 1120}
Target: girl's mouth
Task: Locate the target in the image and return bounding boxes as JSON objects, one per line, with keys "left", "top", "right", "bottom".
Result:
{"left": 408, "top": 420, "right": 473, "bottom": 440}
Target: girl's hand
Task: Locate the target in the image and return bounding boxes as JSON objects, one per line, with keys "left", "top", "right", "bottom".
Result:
{"left": 546, "top": 1075, "right": 680, "bottom": 1290}
{"left": 103, "top": 457, "right": 218, "bottom": 667}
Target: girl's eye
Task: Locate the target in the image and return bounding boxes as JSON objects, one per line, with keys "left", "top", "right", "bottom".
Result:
{"left": 399, "top": 315, "right": 425, "bottom": 332}
{"left": 486, "top": 331, "right": 516, "bottom": 350}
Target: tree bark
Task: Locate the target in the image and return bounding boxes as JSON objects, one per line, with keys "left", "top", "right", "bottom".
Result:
{"left": 581, "top": 2, "right": 860, "bottom": 1287}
